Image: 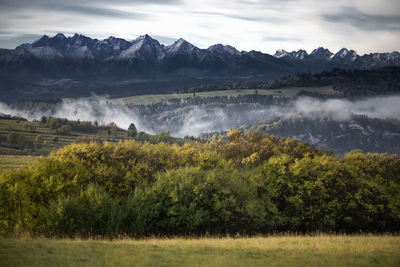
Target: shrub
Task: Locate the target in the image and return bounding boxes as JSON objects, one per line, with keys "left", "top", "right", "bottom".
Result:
{"left": 0, "top": 131, "right": 399, "bottom": 237}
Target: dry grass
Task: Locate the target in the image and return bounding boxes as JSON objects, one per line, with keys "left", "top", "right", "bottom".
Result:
{"left": 1, "top": 235, "right": 399, "bottom": 266}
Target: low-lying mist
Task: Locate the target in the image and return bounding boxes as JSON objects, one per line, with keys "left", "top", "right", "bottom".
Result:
{"left": 1, "top": 95, "right": 400, "bottom": 137}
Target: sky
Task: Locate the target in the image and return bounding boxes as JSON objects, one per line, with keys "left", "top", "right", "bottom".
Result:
{"left": 0, "top": 0, "right": 399, "bottom": 55}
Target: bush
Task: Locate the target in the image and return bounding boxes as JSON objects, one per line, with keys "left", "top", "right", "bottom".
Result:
{"left": 0, "top": 131, "right": 399, "bottom": 237}
{"left": 45, "top": 185, "right": 123, "bottom": 237}
{"left": 56, "top": 125, "right": 72, "bottom": 135}
{"left": 129, "top": 165, "right": 268, "bottom": 236}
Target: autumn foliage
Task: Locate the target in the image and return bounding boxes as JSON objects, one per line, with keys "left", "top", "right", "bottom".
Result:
{"left": 1, "top": 131, "right": 399, "bottom": 237}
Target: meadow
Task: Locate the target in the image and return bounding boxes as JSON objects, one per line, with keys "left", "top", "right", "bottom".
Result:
{"left": 0, "top": 116, "right": 192, "bottom": 158}
{"left": 0, "top": 118, "right": 128, "bottom": 156}
{"left": 0, "top": 155, "right": 38, "bottom": 172}
{"left": 113, "top": 86, "right": 336, "bottom": 105}
{"left": 1, "top": 235, "right": 399, "bottom": 266}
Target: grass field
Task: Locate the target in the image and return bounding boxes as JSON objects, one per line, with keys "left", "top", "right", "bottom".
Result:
{"left": 0, "top": 155, "right": 38, "bottom": 172}
{"left": 113, "top": 86, "right": 336, "bottom": 105}
{"left": 0, "top": 235, "right": 399, "bottom": 267}
{"left": 0, "top": 119, "right": 128, "bottom": 156}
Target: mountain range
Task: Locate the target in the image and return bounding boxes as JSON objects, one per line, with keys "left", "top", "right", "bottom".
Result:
{"left": 0, "top": 33, "right": 400, "bottom": 102}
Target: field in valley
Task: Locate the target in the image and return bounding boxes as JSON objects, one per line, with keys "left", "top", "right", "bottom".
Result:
{"left": 0, "top": 155, "right": 38, "bottom": 172}
{"left": 0, "top": 118, "right": 129, "bottom": 156}
{"left": 113, "top": 86, "right": 336, "bottom": 105}
{"left": 1, "top": 235, "right": 399, "bottom": 267}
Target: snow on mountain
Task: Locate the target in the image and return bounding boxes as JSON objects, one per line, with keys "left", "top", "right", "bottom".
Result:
{"left": 207, "top": 44, "right": 241, "bottom": 57}
{"left": 310, "top": 47, "right": 334, "bottom": 59}
{"left": 119, "top": 34, "right": 165, "bottom": 60}
{"left": 27, "top": 46, "right": 61, "bottom": 59}
{"left": 274, "top": 49, "right": 308, "bottom": 60}
{"left": 292, "top": 49, "right": 308, "bottom": 60}
{"left": 92, "top": 36, "right": 132, "bottom": 58}
{"left": 358, "top": 51, "right": 400, "bottom": 68}
{"left": 5, "top": 33, "right": 400, "bottom": 68}
{"left": 274, "top": 49, "right": 289, "bottom": 58}
{"left": 165, "top": 38, "right": 207, "bottom": 61}
{"left": 333, "top": 48, "right": 358, "bottom": 62}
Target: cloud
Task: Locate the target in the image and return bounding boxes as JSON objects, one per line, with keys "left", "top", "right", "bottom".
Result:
{"left": 322, "top": 7, "right": 400, "bottom": 31}
{"left": 0, "top": 0, "right": 399, "bottom": 55}
{"left": 0, "top": 0, "right": 182, "bottom": 9}
{"left": 151, "top": 35, "right": 177, "bottom": 45}
{"left": 263, "top": 36, "right": 301, "bottom": 42}
{"left": 0, "top": 33, "right": 43, "bottom": 48}
{"left": 192, "top": 11, "right": 286, "bottom": 24}
{"left": 1, "top": 95, "right": 400, "bottom": 137}
{"left": 59, "top": 5, "right": 149, "bottom": 19}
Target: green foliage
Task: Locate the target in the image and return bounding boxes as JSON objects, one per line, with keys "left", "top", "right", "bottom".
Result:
{"left": 0, "top": 117, "right": 196, "bottom": 156}
{"left": 127, "top": 123, "right": 137, "bottom": 138}
{"left": 55, "top": 125, "right": 72, "bottom": 135}
{"left": 184, "top": 67, "right": 400, "bottom": 97}
{"left": 130, "top": 165, "right": 267, "bottom": 236}
{"left": 45, "top": 185, "right": 123, "bottom": 237}
{"left": 0, "top": 130, "right": 399, "bottom": 237}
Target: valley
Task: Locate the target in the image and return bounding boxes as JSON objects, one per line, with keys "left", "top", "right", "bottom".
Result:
{"left": 112, "top": 86, "right": 336, "bottom": 105}
{"left": 1, "top": 1, "right": 400, "bottom": 265}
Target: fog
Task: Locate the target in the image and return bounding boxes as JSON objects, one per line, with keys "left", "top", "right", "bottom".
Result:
{"left": 1, "top": 95, "right": 400, "bottom": 137}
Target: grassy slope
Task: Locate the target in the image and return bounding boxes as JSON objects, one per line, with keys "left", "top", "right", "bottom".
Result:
{"left": 113, "top": 86, "right": 336, "bottom": 105}
{"left": 0, "top": 119, "right": 127, "bottom": 156}
{"left": 0, "top": 155, "right": 38, "bottom": 172}
{"left": 0, "top": 86, "right": 335, "bottom": 156}
{"left": 1, "top": 235, "right": 399, "bottom": 267}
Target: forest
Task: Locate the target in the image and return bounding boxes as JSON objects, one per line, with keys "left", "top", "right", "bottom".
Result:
{"left": 1, "top": 130, "right": 399, "bottom": 237}
{"left": 186, "top": 67, "right": 400, "bottom": 97}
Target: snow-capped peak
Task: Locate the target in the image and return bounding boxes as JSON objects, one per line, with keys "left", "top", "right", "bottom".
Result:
{"left": 31, "top": 35, "right": 50, "bottom": 47}
{"left": 310, "top": 47, "right": 333, "bottom": 59}
{"left": 274, "top": 49, "right": 289, "bottom": 58}
{"left": 274, "top": 49, "right": 308, "bottom": 60}
{"left": 54, "top": 33, "right": 66, "bottom": 39}
{"left": 293, "top": 49, "right": 308, "bottom": 59}
{"left": 207, "top": 44, "right": 241, "bottom": 56}
{"left": 134, "top": 34, "right": 160, "bottom": 45}
{"left": 118, "top": 34, "right": 164, "bottom": 60}
{"left": 167, "top": 38, "right": 196, "bottom": 54}
{"left": 336, "top": 48, "right": 349, "bottom": 57}
{"left": 333, "top": 48, "right": 359, "bottom": 62}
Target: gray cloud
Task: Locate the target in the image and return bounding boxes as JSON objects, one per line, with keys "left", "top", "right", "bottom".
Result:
{"left": 192, "top": 11, "right": 286, "bottom": 24}
{"left": 218, "top": 0, "right": 300, "bottom": 8}
{"left": 0, "top": 33, "right": 42, "bottom": 48}
{"left": 59, "top": 5, "right": 148, "bottom": 19}
{"left": 0, "top": 0, "right": 150, "bottom": 20}
{"left": 151, "top": 35, "right": 176, "bottom": 45}
{"left": 0, "top": 0, "right": 182, "bottom": 9}
{"left": 0, "top": 0, "right": 399, "bottom": 54}
{"left": 323, "top": 7, "right": 400, "bottom": 31}
{"left": 263, "top": 36, "right": 301, "bottom": 42}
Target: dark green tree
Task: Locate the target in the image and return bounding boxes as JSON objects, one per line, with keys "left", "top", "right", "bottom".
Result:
{"left": 128, "top": 123, "right": 137, "bottom": 138}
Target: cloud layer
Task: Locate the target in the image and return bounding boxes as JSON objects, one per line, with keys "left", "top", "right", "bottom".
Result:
{"left": 0, "top": 0, "right": 399, "bottom": 54}
{"left": 1, "top": 95, "right": 400, "bottom": 137}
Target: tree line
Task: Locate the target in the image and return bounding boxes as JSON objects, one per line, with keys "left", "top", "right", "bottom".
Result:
{"left": 183, "top": 67, "right": 400, "bottom": 97}
{"left": 1, "top": 130, "right": 399, "bottom": 237}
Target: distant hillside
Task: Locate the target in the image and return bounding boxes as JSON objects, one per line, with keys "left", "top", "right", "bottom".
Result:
{"left": 0, "top": 33, "right": 399, "bottom": 102}
{"left": 188, "top": 67, "right": 400, "bottom": 97}
{"left": 0, "top": 115, "right": 197, "bottom": 156}
{"left": 243, "top": 115, "right": 400, "bottom": 156}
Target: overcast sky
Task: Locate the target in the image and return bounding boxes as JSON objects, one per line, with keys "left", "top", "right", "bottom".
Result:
{"left": 0, "top": 0, "right": 399, "bottom": 54}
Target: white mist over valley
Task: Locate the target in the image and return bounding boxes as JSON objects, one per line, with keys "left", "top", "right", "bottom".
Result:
{"left": 1, "top": 95, "right": 400, "bottom": 137}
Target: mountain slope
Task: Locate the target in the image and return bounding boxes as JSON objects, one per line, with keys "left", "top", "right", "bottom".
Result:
{"left": 0, "top": 33, "right": 400, "bottom": 102}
